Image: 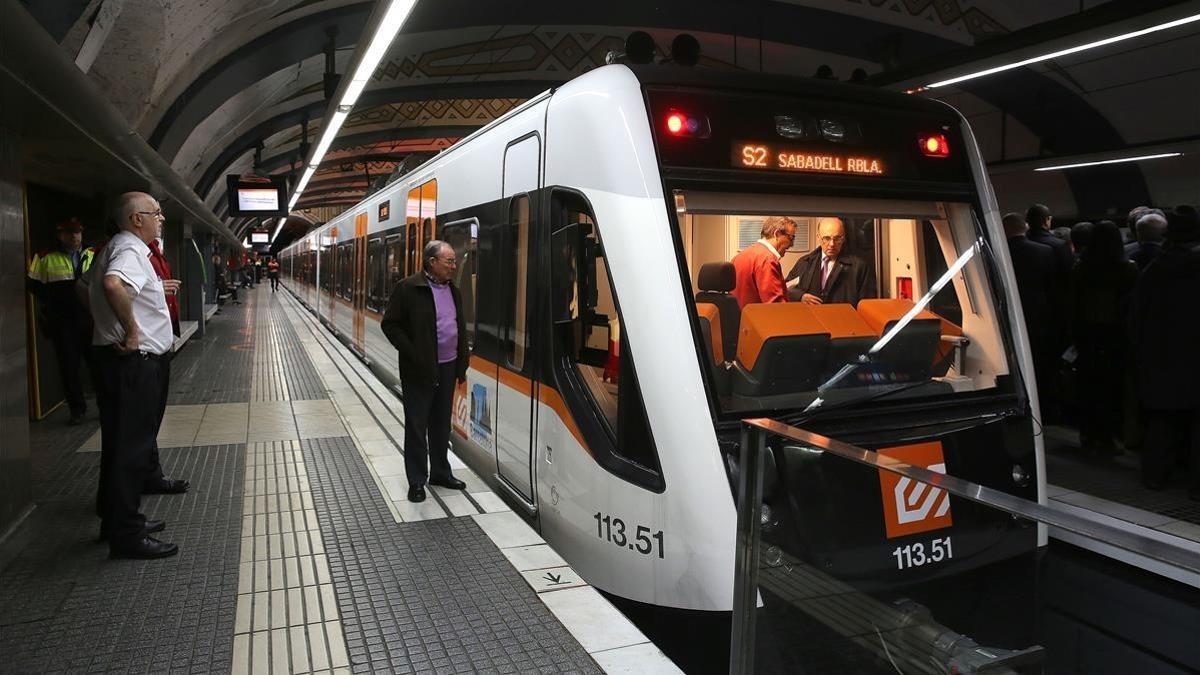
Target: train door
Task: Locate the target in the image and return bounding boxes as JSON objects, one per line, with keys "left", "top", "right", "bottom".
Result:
{"left": 490, "top": 134, "right": 540, "bottom": 505}
{"left": 353, "top": 212, "right": 368, "bottom": 351}
{"left": 326, "top": 228, "right": 338, "bottom": 322}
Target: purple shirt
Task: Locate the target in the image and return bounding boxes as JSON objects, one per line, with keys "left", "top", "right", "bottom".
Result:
{"left": 428, "top": 276, "right": 458, "bottom": 364}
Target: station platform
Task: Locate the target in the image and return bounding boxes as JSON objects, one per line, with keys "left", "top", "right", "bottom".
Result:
{"left": 0, "top": 286, "right": 677, "bottom": 674}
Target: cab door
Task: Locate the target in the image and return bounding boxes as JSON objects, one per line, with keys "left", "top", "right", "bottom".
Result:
{"left": 490, "top": 133, "right": 541, "bottom": 505}
{"left": 352, "top": 212, "right": 368, "bottom": 352}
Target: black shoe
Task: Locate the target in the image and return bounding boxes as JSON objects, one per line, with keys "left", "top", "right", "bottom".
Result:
{"left": 109, "top": 536, "right": 178, "bottom": 560}
{"left": 407, "top": 485, "right": 426, "bottom": 502}
{"left": 429, "top": 475, "right": 466, "bottom": 490}
{"left": 97, "top": 519, "right": 165, "bottom": 542}
{"left": 68, "top": 410, "right": 85, "bottom": 426}
{"left": 144, "top": 478, "right": 190, "bottom": 495}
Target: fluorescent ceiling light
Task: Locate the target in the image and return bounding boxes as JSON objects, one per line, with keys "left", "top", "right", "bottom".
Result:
{"left": 340, "top": 0, "right": 417, "bottom": 107}
{"left": 310, "top": 110, "right": 348, "bottom": 168}
{"left": 1034, "top": 152, "right": 1182, "bottom": 172}
{"left": 285, "top": 0, "right": 416, "bottom": 210}
{"left": 243, "top": 237, "right": 252, "bottom": 249}
{"left": 270, "top": 216, "right": 287, "bottom": 243}
{"left": 294, "top": 165, "right": 318, "bottom": 195}
{"left": 929, "top": 12, "right": 1200, "bottom": 88}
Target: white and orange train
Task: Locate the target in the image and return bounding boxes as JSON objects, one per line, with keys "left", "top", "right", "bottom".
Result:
{"left": 280, "top": 64, "right": 1046, "bottom": 616}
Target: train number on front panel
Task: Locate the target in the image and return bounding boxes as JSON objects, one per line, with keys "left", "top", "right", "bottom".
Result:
{"left": 594, "top": 512, "right": 665, "bottom": 558}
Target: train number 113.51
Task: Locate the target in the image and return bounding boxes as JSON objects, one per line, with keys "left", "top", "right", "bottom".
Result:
{"left": 594, "top": 512, "right": 664, "bottom": 559}
{"left": 892, "top": 536, "right": 953, "bottom": 570}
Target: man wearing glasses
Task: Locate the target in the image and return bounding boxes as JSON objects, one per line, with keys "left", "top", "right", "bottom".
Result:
{"left": 89, "top": 192, "right": 181, "bottom": 559}
{"left": 787, "top": 217, "right": 875, "bottom": 307}
{"left": 381, "top": 240, "right": 469, "bottom": 504}
{"left": 731, "top": 216, "right": 797, "bottom": 308}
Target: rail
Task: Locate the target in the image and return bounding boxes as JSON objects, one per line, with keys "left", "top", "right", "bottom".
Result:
{"left": 729, "top": 417, "right": 1200, "bottom": 674}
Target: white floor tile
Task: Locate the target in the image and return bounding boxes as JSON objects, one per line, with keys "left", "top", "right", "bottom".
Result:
{"left": 520, "top": 565, "right": 586, "bottom": 593}
{"left": 472, "top": 491, "right": 511, "bottom": 513}
{"left": 438, "top": 494, "right": 478, "bottom": 517}
{"left": 592, "top": 642, "right": 683, "bottom": 674}
{"left": 358, "top": 439, "right": 399, "bottom": 458}
{"left": 540, "top": 586, "right": 647, "bottom": 653}
{"left": 370, "top": 456, "right": 406, "bottom": 478}
{"left": 471, "top": 511, "right": 543, "bottom": 548}
{"left": 393, "top": 499, "right": 447, "bottom": 522}
{"left": 501, "top": 544, "right": 567, "bottom": 572}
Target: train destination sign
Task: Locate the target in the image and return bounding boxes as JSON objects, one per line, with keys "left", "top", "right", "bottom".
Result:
{"left": 733, "top": 143, "right": 885, "bottom": 176}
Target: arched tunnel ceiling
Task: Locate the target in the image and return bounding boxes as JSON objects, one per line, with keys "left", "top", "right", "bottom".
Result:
{"left": 28, "top": 0, "right": 1200, "bottom": 239}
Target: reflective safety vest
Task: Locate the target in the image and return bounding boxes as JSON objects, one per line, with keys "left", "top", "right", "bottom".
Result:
{"left": 28, "top": 248, "right": 94, "bottom": 284}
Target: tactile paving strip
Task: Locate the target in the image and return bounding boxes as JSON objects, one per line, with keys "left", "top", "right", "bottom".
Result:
{"left": 302, "top": 436, "right": 602, "bottom": 674}
{"left": 266, "top": 296, "right": 327, "bottom": 401}
{"left": 0, "top": 444, "right": 246, "bottom": 673}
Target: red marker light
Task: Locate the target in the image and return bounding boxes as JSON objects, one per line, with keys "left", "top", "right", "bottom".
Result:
{"left": 666, "top": 113, "right": 685, "bottom": 134}
{"left": 919, "top": 133, "right": 950, "bottom": 157}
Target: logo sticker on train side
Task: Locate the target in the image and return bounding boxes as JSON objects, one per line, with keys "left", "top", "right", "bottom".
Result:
{"left": 877, "top": 442, "right": 953, "bottom": 539}
{"left": 469, "top": 383, "right": 492, "bottom": 446}
{"left": 451, "top": 380, "right": 469, "bottom": 441}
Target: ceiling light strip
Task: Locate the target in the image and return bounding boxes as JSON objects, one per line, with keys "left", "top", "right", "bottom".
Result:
{"left": 1034, "top": 152, "right": 1183, "bottom": 172}
{"left": 928, "top": 12, "right": 1200, "bottom": 88}
{"left": 277, "top": 0, "right": 416, "bottom": 242}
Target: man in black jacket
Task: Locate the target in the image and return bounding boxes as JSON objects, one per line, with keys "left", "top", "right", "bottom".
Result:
{"left": 1133, "top": 206, "right": 1200, "bottom": 498}
{"left": 381, "top": 240, "right": 469, "bottom": 503}
{"left": 786, "top": 217, "right": 875, "bottom": 306}
{"left": 1003, "top": 213, "right": 1057, "bottom": 416}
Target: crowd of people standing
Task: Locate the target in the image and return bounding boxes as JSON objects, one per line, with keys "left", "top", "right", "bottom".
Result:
{"left": 1005, "top": 202, "right": 1200, "bottom": 499}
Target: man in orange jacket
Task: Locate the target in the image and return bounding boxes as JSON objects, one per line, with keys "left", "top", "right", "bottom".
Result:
{"left": 730, "top": 216, "right": 797, "bottom": 308}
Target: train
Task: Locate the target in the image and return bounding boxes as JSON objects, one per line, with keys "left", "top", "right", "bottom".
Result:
{"left": 279, "top": 64, "right": 1045, "bottom": 619}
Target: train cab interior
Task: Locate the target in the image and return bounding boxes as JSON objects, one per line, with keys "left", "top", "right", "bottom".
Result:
{"left": 673, "top": 190, "right": 1014, "bottom": 414}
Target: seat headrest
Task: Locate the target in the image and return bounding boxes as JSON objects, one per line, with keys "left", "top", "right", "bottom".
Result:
{"left": 698, "top": 262, "right": 736, "bottom": 293}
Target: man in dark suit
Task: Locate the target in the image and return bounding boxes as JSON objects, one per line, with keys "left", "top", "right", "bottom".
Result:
{"left": 786, "top": 217, "right": 875, "bottom": 306}
{"left": 1025, "top": 204, "right": 1074, "bottom": 279}
{"left": 1133, "top": 206, "right": 1200, "bottom": 498}
{"left": 381, "top": 240, "right": 470, "bottom": 503}
{"left": 1024, "top": 204, "right": 1072, "bottom": 413}
{"left": 1126, "top": 212, "right": 1167, "bottom": 271}
{"left": 1003, "top": 213, "right": 1057, "bottom": 415}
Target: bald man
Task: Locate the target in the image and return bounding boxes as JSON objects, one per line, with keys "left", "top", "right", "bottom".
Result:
{"left": 786, "top": 217, "right": 875, "bottom": 306}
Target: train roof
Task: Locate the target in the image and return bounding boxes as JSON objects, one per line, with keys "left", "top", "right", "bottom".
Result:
{"left": 623, "top": 64, "right": 954, "bottom": 118}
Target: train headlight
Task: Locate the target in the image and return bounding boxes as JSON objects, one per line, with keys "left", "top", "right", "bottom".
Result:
{"left": 1011, "top": 464, "right": 1031, "bottom": 487}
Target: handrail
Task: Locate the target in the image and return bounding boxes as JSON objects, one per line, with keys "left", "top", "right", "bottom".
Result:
{"left": 730, "top": 417, "right": 1200, "bottom": 674}
{"left": 742, "top": 417, "right": 1200, "bottom": 572}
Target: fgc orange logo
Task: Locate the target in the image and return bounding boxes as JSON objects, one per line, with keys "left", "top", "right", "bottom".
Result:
{"left": 877, "top": 442, "right": 954, "bottom": 539}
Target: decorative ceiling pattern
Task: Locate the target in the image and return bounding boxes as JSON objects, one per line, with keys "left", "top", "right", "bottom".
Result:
{"left": 24, "top": 0, "right": 1194, "bottom": 235}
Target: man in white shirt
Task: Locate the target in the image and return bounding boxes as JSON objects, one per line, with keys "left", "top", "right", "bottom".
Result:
{"left": 90, "top": 192, "right": 180, "bottom": 559}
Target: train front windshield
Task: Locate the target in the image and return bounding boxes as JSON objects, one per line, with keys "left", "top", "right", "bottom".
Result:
{"left": 675, "top": 191, "right": 1019, "bottom": 417}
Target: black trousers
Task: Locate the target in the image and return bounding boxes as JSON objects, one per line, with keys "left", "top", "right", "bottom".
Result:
{"left": 1142, "top": 409, "right": 1200, "bottom": 490}
{"left": 401, "top": 362, "right": 456, "bottom": 487}
{"left": 94, "top": 348, "right": 170, "bottom": 543}
{"left": 49, "top": 324, "right": 93, "bottom": 415}
{"left": 269, "top": 273, "right": 279, "bottom": 291}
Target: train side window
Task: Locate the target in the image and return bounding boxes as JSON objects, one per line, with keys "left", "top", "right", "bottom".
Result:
{"left": 366, "top": 237, "right": 384, "bottom": 312}
{"left": 385, "top": 233, "right": 404, "bottom": 289}
{"left": 550, "top": 190, "right": 661, "bottom": 484}
{"left": 505, "top": 197, "right": 530, "bottom": 369}
{"left": 441, "top": 218, "right": 478, "bottom": 349}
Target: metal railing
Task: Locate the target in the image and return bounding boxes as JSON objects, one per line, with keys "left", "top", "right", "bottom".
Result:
{"left": 729, "top": 417, "right": 1200, "bottom": 674}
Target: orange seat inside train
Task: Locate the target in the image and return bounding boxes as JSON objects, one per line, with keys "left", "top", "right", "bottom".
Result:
{"left": 730, "top": 299, "right": 964, "bottom": 392}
